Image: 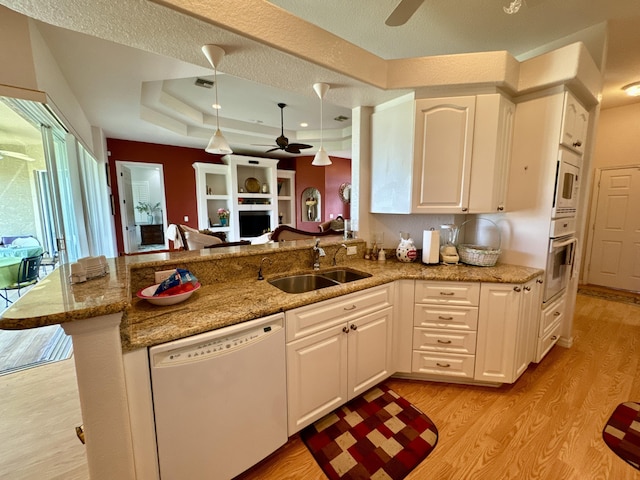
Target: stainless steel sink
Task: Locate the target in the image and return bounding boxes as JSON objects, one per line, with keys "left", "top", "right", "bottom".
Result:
{"left": 268, "top": 274, "right": 339, "bottom": 294}
{"left": 268, "top": 268, "right": 371, "bottom": 293}
{"left": 318, "top": 268, "right": 372, "bottom": 283}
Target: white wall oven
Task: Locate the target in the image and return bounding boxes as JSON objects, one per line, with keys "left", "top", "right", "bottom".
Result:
{"left": 543, "top": 218, "right": 577, "bottom": 304}
{"left": 551, "top": 149, "right": 581, "bottom": 219}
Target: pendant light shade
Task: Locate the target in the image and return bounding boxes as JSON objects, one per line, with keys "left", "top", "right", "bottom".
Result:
{"left": 202, "top": 45, "right": 232, "bottom": 155}
{"left": 312, "top": 82, "right": 332, "bottom": 166}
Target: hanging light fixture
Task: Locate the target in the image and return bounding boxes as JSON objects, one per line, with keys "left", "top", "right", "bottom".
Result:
{"left": 202, "top": 44, "right": 232, "bottom": 155}
{"left": 312, "top": 82, "right": 332, "bottom": 166}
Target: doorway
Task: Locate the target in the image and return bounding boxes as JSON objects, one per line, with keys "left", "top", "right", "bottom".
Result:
{"left": 115, "top": 161, "right": 168, "bottom": 253}
{"left": 586, "top": 166, "right": 640, "bottom": 292}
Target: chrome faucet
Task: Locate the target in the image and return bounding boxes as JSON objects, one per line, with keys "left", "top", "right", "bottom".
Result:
{"left": 332, "top": 243, "right": 348, "bottom": 266}
{"left": 257, "top": 257, "right": 271, "bottom": 280}
{"left": 312, "top": 239, "right": 325, "bottom": 270}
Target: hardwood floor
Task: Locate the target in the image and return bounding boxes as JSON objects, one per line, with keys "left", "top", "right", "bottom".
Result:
{"left": 0, "top": 293, "right": 638, "bottom": 479}
{"left": 238, "top": 294, "right": 640, "bottom": 480}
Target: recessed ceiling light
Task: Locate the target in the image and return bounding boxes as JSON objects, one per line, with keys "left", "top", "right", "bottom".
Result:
{"left": 300, "top": 122, "right": 308, "bottom": 127}
{"left": 623, "top": 81, "right": 640, "bottom": 97}
{"left": 212, "top": 103, "right": 221, "bottom": 110}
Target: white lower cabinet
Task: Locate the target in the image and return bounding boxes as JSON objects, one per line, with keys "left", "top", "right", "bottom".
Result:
{"left": 411, "top": 278, "right": 541, "bottom": 385}
{"left": 286, "top": 284, "right": 394, "bottom": 435}
{"left": 412, "top": 281, "right": 479, "bottom": 380}
{"left": 474, "top": 277, "right": 541, "bottom": 384}
{"left": 535, "top": 293, "right": 565, "bottom": 362}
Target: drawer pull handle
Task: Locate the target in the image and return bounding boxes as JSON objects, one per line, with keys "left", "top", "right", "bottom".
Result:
{"left": 436, "top": 362, "right": 451, "bottom": 368}
{"left": 343, "top": 305, "right": 357, "bottom": 311}
{"left": 437, "top": 339, "right": 452, "bottom": 344}
{"left": 554, "top": 311, "right": 561, "bottom": 317}
{"left": 342, "top": 326, "right": 349, "bottom": 334}
{"left": 438, "top": 316, "right": 454, "bottom": 321}
{"left": 350, "top": 324, "right": 358, "bottom": 331}
{"left": 439, "top": 292, "right": 455, "bottom": 296}
{"left": 524, "top": 286, "right": 531, "bottom": 291}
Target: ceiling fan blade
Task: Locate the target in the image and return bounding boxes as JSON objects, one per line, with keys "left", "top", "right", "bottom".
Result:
{"left": 288, "top": 143, "right": 313, "bottom": 150}
{"left": 285, "top": 147, "right": 301, "bottom": 154}
{"left": 265, "top": 147, "right": 282, "bottom": 153}
{"left": 385, "top": 0, "right": 424, "bottom": 26}
{"left": 0, "top": 150, "right": 36, "bottom": 162}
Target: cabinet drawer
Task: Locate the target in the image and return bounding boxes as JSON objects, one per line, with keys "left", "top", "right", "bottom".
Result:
{"left": 286, "top": 284, "right": 393, "bottom": 342}
{"left": 411, "top": 351, "right": 475, "bottom": 378}
{"left": 413, "top": 328, "right": 477, "bottom": 354}
{"left": 540, "top": 295, "right": 565, "bottom": 336}
{"left": 413, "top": 304, "right": 478, "bottom": 330}
{"left": 535, "top": 318, "right": 562, "bottom": 363}
{"left": 415, "top": 281, "right": 480, "bottom": 306}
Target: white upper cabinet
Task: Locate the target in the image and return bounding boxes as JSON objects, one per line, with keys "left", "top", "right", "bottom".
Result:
{"left": 412, "top": 96, "right": 476, "bottom": 214}
{"left": 560, "top": 91, "right": 589, "bottom": 154}
{"left": 370, "top": 93, "right": 514, "bottom": 214}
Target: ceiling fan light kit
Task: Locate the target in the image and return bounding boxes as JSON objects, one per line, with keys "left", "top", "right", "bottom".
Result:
{"left": 312, "top": 82, "right": 332, "bottom": 166}
{"left": 202, "top": 44, "right": 233, "bottom": 155}
{"left": 623, "top": 81, "right": 640, "bottom": 97}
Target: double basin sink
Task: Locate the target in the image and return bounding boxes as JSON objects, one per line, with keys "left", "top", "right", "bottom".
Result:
{"left": 268, "top": 268, "right": 372, "bottom": 294}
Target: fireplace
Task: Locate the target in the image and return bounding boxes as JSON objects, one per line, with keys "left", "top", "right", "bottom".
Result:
{"left": 239, "top": 212, "right": 271, "bottom": 238}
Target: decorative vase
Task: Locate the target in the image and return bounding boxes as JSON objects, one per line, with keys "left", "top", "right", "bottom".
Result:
{"left": 220, "top": 218, "right": 228, "bottom": 227}
{"left": 396, "top": 232, "right": 417, "bottom": 263}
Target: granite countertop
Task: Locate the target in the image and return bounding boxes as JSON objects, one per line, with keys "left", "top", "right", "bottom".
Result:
{"left": 0, "top": 240, "right": 542, "bottom": 351}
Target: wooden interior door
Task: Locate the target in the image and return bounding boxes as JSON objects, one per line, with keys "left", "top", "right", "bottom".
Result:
{"left": 587, "top": 166, "right": 640, "bottom": 291}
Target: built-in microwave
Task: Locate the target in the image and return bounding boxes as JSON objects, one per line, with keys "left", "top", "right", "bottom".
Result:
{"left": 552, "top": 149, "right": 581, "bottom": 219}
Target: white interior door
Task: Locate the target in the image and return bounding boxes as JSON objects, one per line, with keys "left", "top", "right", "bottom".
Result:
{"left": 587, "top": 166, "right": 640, "bottom": 291}
{"left": 117, "top": 163, "right": 139, "bottom": 254}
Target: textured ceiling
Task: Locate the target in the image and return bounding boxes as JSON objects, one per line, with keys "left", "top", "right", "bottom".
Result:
{"left": 1, "top": 0, "right": 639, "bottom": 156}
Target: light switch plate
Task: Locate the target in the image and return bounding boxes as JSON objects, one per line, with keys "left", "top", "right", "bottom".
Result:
{"left": 346, "top": 246, "right": 358, "bottom": 255}
{"left": 154, "top": 269, "right": 177, "bottom": 284}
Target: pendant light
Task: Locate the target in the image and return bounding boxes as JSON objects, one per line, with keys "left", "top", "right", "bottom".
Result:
{"left": 202, "top": 44, "right": 232, "bottom": 155}
{"left": 312, "top": 82, "right": 332, "bottom": 166}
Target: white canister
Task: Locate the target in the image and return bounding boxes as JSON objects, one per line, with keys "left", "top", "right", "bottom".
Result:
{"left": 422, "top": 229, "right": 440, "bottom": 264}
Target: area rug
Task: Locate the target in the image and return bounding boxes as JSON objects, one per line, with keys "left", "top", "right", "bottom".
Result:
{"left": 301, "top": 384, "right": 438, "bottom": 480}
{"left": 0, "top": 326, "right": 73, "bottom": 376}
{"left": 578, "top": 284, "right": 640, "bottom": 306}
{"left": 602, "top": 402, "right": 640, "bottom": 470}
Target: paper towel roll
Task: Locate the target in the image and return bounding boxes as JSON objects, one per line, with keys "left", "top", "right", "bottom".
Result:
{"left": 422, "top": 230, "right": 440, "bottom": 264}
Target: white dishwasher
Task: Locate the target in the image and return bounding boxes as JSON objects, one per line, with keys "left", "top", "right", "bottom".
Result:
{"left": 149, "top": 313, "right": 287, "bottom": 480}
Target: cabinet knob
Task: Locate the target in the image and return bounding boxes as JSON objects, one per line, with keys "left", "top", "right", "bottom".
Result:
{"left": 350, "top": 324, "right": 358, "bottom": 331}
{"left": 436, "top": 362, "right": 451, "bottom": 368}
{"left": 342, "top": 326, "right": 349, "bottom": 334}
{"left": 554, "top": 311, "right": 561, "bottom": 317}
{"left": 551, "top": 335, "right": 558, "bottom": 341}
{"left": 513, "top": 286, "right": 522, "bottom": 292}
{"left": 573, "top": 141, "right": 582, "bottom": 147}
{"left": 536, "top": 278, "right": 544, "bottom": 284}
{"left": 524, "top": 286, "right": 531, "bottom": 291}
{"left": 497, "top": 206, "right": 504, "bottom": 211}
{"left": 461, "top": 207, "right": 468, "bottom": 212}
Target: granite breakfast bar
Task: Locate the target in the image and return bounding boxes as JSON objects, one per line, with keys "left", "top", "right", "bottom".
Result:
{"left": 0, "top": 238, "right": 542, "bottom": 480}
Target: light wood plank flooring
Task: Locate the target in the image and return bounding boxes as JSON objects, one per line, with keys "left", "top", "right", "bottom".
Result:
{"left": 1, "top": 293, "right": 638, "bottom": 479}
{"left": 238, "top": 293, "right": 640, "bottom": 480}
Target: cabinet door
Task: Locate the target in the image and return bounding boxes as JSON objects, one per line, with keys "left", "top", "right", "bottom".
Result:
{"left": 347, "top": 307, "right": 393, "bottom": 399}
{"left": 560, "top": 91, "right": 589, "bottom": 154}
{"left": 286, "top": 324, "right": 348, "bottom": 434}
{"left": 514, "top": 278, "right": 541, "bottom": 378}
{"left": 468, "top": 94, "right": 515, "bottom": 213}
{"left": 412, "top": 96, "right": 475, "bottom": 214}
{"left": 371, "top": 98, "right": 415, "bottom": 214}
{"left": 475, "top": 283, "right": 521, "bottom": 384}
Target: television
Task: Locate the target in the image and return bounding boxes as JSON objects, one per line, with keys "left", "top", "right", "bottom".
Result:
{"left": 239, "top": 212, "right": 271, "bottom": 238}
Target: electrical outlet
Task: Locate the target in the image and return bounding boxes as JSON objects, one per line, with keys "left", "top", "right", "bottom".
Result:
{"left": 154, "top": 269, "right": 177, "bottom": 284}
{"left": 346, "top": 246, "right": 358, "bottom": 255}
{"left": 183, "top": 216, "right": 189, "bottom": 222}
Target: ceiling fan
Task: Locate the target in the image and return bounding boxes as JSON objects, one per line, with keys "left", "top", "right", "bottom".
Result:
{"left": 0, "top": 149, "right": 35, "bottom": 162}
{"left": 385, "top": 0, "right": 545, "bottom": 26}
{"left": 264, "top": 103, "right": 313, "bottom": 154}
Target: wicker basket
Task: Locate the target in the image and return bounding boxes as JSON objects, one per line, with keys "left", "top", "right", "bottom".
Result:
{"left": 457, "top": 218, "right": 501, "bottom": 267}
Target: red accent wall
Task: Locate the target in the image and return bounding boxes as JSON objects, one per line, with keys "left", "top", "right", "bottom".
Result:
{"left": 107, "top": 139, "right": 347, "bottom": 253}
{"left": 107, "top": 139, "right": 225, "bottom": 255}
{"left": 295, "top": 156, "right": 351, "bottom": 230}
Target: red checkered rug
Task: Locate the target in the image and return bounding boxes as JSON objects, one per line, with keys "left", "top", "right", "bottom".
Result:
{"left": 603, "top": 402, "right": 640, "bottom": 470}
{"left": 301, "top": 385, "right": 438, "bottom": 480}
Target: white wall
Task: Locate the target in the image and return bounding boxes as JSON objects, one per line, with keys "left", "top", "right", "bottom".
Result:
{"left": 591, "top": 102, "right": 640, "bottom": 170}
